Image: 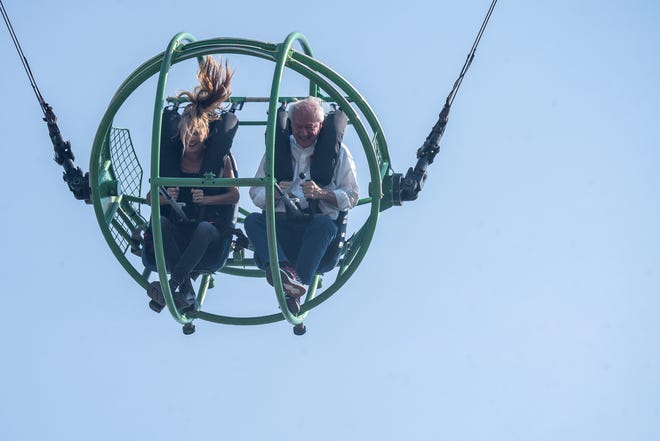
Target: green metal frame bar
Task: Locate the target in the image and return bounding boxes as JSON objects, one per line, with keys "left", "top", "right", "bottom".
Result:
{"left": 89, "top": 32, "right": 393, "bottom": 327}
{"left": 149, "top": 32, "right": 198, "bottom": 324}
{"left": 261, "top": 32, "right": 313, "bottom": 325}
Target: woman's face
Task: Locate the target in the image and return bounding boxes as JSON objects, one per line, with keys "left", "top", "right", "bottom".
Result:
{"left": 180, "top": 119, "right": 207, "bottom": 155}
{"left": 186, "top": 130, "right": 203, "bottom": 151}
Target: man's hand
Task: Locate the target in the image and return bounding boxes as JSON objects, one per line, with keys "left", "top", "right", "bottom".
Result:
{"left": 302, "top": 180, "right": 324, "bottom": 200}
{"left": 275, "top": 181, "right": 292, "bottom": 200}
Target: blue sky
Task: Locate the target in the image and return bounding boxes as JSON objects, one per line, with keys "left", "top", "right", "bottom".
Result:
{"left": 1, "top": 0, "right": 659, "bottom": 440}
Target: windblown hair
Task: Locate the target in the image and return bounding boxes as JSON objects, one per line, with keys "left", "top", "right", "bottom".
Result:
{"left": 288, "top": 96, "right": 325, "bottom": 123}
{"left": 177, "top": 56, "right": 233, "bottom": 152}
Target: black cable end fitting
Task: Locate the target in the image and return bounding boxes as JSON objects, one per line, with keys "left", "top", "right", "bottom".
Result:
{"left": 63, "top": 168, "right": 91, "bottom": 204}
{"left": 391, "top": 163, "right": 430, "bottom": 205}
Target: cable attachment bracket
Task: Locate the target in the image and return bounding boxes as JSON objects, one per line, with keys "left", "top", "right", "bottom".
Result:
{"left": 44, "top": 105, "right": 91, "bottom": 203}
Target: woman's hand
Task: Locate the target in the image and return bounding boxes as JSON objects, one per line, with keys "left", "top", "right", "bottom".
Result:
{"left": 191, "top": 188, "right": 205, "bottom": 204}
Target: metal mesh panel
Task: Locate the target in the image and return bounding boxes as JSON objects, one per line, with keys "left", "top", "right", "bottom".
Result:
{"left": 108, "top": 127, "right": 144, "bottom": 253}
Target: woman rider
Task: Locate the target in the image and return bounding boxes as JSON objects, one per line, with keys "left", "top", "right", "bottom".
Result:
{"left": 145, "top": 56, "right": 239, "bottom": 314}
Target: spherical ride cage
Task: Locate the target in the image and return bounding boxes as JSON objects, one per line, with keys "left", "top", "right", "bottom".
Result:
{"left": 90, "top": 32, "right": 391, "bottom": 327}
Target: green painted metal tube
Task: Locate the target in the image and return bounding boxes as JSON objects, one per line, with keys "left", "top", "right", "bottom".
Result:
{"left": 260, "top": 32, "right": 315, "bottom": 326}
{"left": 149, "top": 32, "right": 198, "bottom": 324}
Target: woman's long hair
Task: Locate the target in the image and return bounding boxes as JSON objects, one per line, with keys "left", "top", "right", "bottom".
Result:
{"left": 177, "top": 56, "right": 233, "bottom": 152}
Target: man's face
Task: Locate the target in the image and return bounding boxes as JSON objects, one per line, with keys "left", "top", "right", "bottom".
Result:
{"left": 291, "top": 112, "right": 323, "bottom": 148}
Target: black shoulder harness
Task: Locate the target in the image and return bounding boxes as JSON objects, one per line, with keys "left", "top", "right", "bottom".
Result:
{"left": 159, "top": 107, "right": 184, "bottom": 178}
{"left": 201, "top": 112, "right": 239, "bottom": 175}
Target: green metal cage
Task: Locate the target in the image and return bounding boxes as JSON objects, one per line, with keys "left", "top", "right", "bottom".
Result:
{"left": 89, "top": 32, "right": 394, "bottom": 329}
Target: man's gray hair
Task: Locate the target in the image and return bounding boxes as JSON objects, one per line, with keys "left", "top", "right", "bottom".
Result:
{"left": 288, "top": 96, "right": 325, "bottom": 122}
